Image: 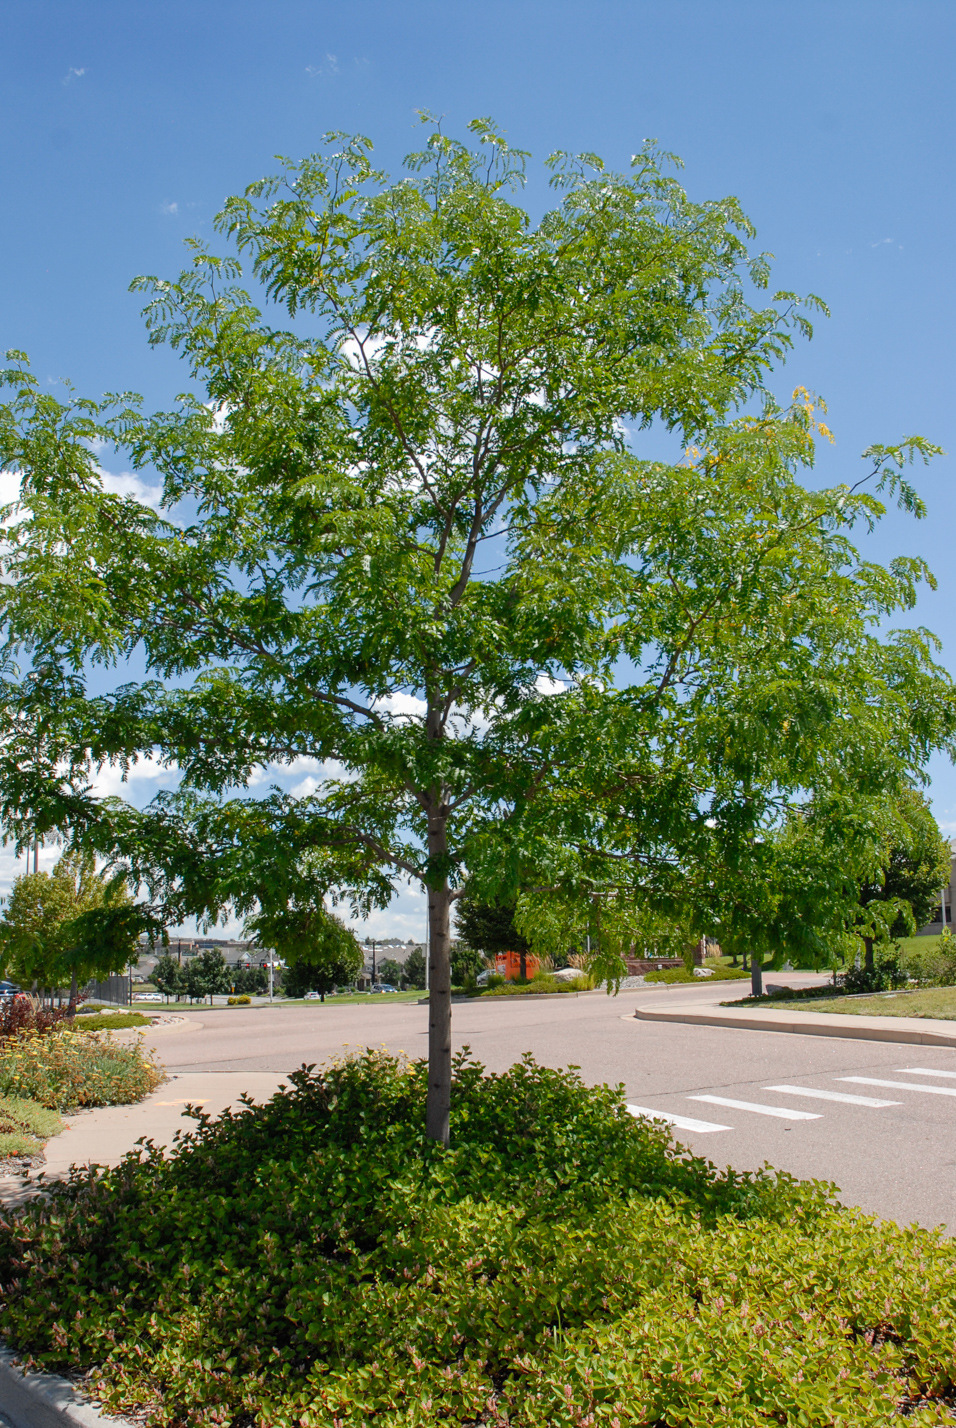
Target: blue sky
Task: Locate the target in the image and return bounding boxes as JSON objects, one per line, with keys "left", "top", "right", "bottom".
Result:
{"left": 1, "top": 0, "right": 954, "bottom": 936}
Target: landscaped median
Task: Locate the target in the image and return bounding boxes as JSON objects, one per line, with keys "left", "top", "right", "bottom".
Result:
{"left": 0, "top": 1003, "right": 165, "bottom": 1187}
{"left": 2, "top": 1049, "right": 956, "bottom": 1426}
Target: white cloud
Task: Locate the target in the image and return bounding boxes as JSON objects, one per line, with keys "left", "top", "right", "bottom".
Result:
{"left": 62, "top": 67, "right": 85, "bottom": 85}
{"left": 160, "top": 201, "right": 179, "bottom": 216}
{"left": 89, "top": 752, "right": 179, "bottom": 800}
{"left": 99, "top": 469, "right": 163, "bottom": 510}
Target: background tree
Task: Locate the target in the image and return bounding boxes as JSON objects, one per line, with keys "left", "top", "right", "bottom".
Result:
{"left": 232, "top": 964, "right": 268, "bottom": 995}
{"left": 244, "top": 901, "right": 363, "bottom": 1000}
{"left": 402, "top": 947, "right": 426, "bottom": 990}
{"left": 456, "top": 895, "right": 531, "bottom": 978}
{"left": 0, "top": 849, "right": 137, "bottom": 1002}
{"left": 450, "top": 943, "right": 486, "bottom": 988}
{"left": 152, "top": 951, "right": 183, "bottom": 1003}
{"left": 1, "top": 122, "right": 954, "bottom": 1142}
{"left": 282, "top": 940, "right": 363, "bottom": 1000}
{"left": 182, "top": 948, "right": 230, "bottom": 1005}
{"left": 855, "top": 791, "right": 952, "bottom": 969}
{"left": 376, "top": 956, "right": 405, "bottom": 988}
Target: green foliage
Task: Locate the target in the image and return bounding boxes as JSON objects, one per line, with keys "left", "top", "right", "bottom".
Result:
{"left": 450, "top": 942, "right": 485, "bottom": 988}
{"left": 0, "top": 848, "right": 139, "bottom": 992}
{"left": 282, "top": 937, "right": 363, "bottom": 1000}
{"left": 402, "top": 947, "right": 426, "bottom": 990}
{"left": 0, "top": 1028, "right": 162, "bottom": 1110}
{"left": 0, "top": 1092, "right": 63, "bottom": 1160}
{"left": 227, "top": 994, "right": 251, "bottom": 1006}
{"left": 2, "top": 121, "right": 955, "bottom": 1143}
{"left": 151, "top": 952, "right": 183, "bottom": 1001}
{"left": 481, "top": 974, "right": 593, "bottom": 996}
{"left": 456, "top": 895, "right": 529, "bottom": 958}
{"left": 904, "top": 928, "right": 956, "bottom": 987}
{"left": 2, "top": 1050, "right": 956, "bottom": 1425}
{"left": 181, "top": 948, "right": 230, "bottom": 1004}
{"left": 78, "top": 1011, "right": 153, "bottom": 1030}
{"left": 857, "top": 790, "right": 952, "bottom": 941}
{"left": 644, "top": 966, "right": 751, "bottom": 984}
{"left": 376, "top": 957, "right": 405, "bottom": 988}
{"left": 231, "top": 963, "right": 267, "bottom": 995}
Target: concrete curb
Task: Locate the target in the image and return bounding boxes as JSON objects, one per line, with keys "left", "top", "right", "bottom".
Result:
{"left": 0, "top": 1348, "right": 135, "bottom": 1427}
{"left": 633, "top": 1003, "right": 956, "bottom": 1047}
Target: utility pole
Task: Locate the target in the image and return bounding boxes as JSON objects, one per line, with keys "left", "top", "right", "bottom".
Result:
{"left": 268, "top": 952, "right": 274, "bottom": 1003}
{"left": 371, "top": 938, "right": 377, "bottom": 986}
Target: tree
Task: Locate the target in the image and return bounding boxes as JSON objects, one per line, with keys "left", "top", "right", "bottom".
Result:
{"left": 244, "top": 901, "right": 363, "bottom": 1001}
{"left": 0, "top": 848, "right": 137, "bottom": 1002}
{"left": 456, "top": 894, "right": 530, "bottom": 977}
{"left": 152, "top": 952, "right": 184, "bottom": 1003}
{"left": 450, "top": 943, "right": 486, "bottom": 988}
{"left": 855, "top": 791, "right": 952, "bottom": 972}
{"left": 403, "top": 947, "right": 426, "bottom": 990}
{"left": 232, "top": 964, "right": 267, "bottom": 995}
{"left": 183, "top": 948, "right": 230, "bottom": 1005}
{"left": 2, "top": 121, "right": 955, "bottom": 1143}
{"left": 283, "top": 940, "right": 363, "bottom": 999}
{"left": 376, "top": 956, "right": 405, "bottom": 988}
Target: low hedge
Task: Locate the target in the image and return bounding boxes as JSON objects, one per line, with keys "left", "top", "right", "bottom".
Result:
{"left": 1, "top": 1050, "right": 955, "bottom": 1425}
{"left": 644, "top": 965, "right": 751, "bottom": 984}
{"left": 0, "top": 1028, "right": 163, "bottom": 1110}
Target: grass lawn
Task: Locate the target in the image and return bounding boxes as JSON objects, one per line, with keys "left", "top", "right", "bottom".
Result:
{"left": 771, "top": 986, "right": 956, "bottom": 1019}
{"left": 0, "top": 1092, "right": 64, "bottom": 1160}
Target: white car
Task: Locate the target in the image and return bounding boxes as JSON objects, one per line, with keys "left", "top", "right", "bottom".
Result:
{"left": 304, "top": 990, "right": 323, "bottom": 1000}
{"left": 134, "top": 992, "right": 164, "bottom": 1002}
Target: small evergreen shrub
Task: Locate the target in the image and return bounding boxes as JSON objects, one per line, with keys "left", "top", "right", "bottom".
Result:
{"left": 0, "top": 1029, "right": 163, "bottom": 1110}
{"left": 227, "top": 995, "right": 252, "bottom": 1005}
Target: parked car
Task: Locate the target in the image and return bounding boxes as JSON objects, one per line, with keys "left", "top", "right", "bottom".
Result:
{"left": 372, "top": 984, "right": 399, "bottom": 994}
{"left": 304, "top": 990, "right": 323, "bottom": 1000}
{"left": 0, "top": 980, "right": 21, "bottom": 1001}
{"left": 134, "top": 992, "right": 163, "bottom": 1003}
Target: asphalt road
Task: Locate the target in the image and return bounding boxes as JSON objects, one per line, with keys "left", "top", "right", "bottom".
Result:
{"left": 143, "top": 978, "right": 956, "bottom": 1233}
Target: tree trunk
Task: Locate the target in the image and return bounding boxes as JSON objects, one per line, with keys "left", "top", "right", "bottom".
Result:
{"left": 750, "top": 956, "right": 763, "bottom": 998}
{"left": 69, "top": 969, "right": 77, "bottom": 1013}
{"left": 425, "top": 800, "right": 453, "bottom": 1145}
{"left": 519, "top": 950, "right": 527, "bottom": 981}
{"left": 863, "top": 936, "right": 875, "bottom": 974}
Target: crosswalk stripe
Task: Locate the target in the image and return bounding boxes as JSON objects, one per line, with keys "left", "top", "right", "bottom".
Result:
{"left": 896, "top": 1067, "right": 956, "bottom": 1079}
{"left": 626, "top": 1104, "right": 730, "bottom": 1133}
{"left": 687, "top": 1095, "right": 820, "bottom": 1121}
{"left": 764, "top": 1084, "right": 900, "bottom": 1108}
{"left": 840, "top": 1077, "right": 956, "bottom": 1098}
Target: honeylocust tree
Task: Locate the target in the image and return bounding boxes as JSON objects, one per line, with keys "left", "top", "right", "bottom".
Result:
{"left": 1, "top": 120, "right": 954, "bottom": 1142}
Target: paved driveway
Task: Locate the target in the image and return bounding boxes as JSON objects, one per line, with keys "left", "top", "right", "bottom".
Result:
{"left": 7, "top": 979, "right": 955, "bottom": 1231}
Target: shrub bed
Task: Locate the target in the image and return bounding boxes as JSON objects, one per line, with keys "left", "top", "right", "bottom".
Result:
{"left": 644, "top": 965, "right": 750, "bottom": 984}
{"left": 480, "top": 973, "right": 593, "bottom": 996}
{"left": 1, "top": 1051, "right": 955, "bottom": 1426}
{"left": 0, "top": 1029, "right": 163, "bottom": 1110}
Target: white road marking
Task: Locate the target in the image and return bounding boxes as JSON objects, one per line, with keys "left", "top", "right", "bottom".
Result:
{"left": 896, "top": 1067, "right": 956, "bottom": 1079}
{"left": 764, "top": 1084, "right": 900, "bottom": 1108}
{"left": 626, "top": 1104, "right": 730, "bottom": 1133}
{"left": 687, "top": 1095, "right": 820, "bottom": 1121}
{"left": 840, "top": 1077, "right": 956, "bottom": 1098}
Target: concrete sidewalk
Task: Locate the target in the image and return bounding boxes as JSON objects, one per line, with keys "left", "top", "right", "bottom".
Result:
{"left": 633, "top": 991, "right": 956, "bottom": 1047}
{"left": 0, "top": 1072, "right": 287, "bottom": 1209}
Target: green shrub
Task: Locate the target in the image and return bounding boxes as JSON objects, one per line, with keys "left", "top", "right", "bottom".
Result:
{"left": 71, "top": 1011, "right": 153, "bottom": 1031}
{"left": 903, "top": 930, "right": 956, "bottom": 988}
{"left": 227, "top": 994, "right": 251, "bottom": 1005}
{"left": 645, "top": 965, "right": 750, "bottom": 984}
{"left": 2, "top": 1050, "right": 955, "bottom": 1425}
{"left": 0, "top": 1029, "right": 164, "bottom": 1110}
{"left": 0, "top": 1093, "right": 64, "bottom": 1159}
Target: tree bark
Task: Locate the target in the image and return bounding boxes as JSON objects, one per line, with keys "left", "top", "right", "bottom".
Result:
{"left": 425, "top": 806, "right": 453, "bottom": 1145}
{"left": 863, "top": 936, "right": 875, "bottom": 974}
{"left": 750, "top": 956, "right": 763, "bottom": 998}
